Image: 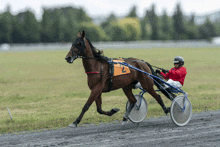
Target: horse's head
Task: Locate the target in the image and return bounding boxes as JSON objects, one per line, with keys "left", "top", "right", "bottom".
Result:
{"left": 65, "top": 31, "right": 87, "bottom": 63}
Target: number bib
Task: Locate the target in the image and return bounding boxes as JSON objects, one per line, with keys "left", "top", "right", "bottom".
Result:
{"left": 113, "top": 60, "right": 131, "bottom": 76}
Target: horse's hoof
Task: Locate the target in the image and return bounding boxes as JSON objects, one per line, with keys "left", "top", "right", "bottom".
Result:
{"left": 112, "top": 108, "right": 120, "bottom": 112}
{"left": 69, "top": 123, "right": 77, "bottom": 128}
{"left": 109, "top": 108, "right": 120, "bottom": 116}
{"left": 122, "top": 119, "right": 129, "bottom": 125}
{"left": 122, "top": 116, "right": 129, "bottom": 125}
{"left": 165, "top": 107, "right": 170, "bottom": 115}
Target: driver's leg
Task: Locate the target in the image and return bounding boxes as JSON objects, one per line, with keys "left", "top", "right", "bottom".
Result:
{"left": 165, "top": 79, "right": 182, "bottom": 89}
{"left": 134, "top": 82, "right": 142, "bottom": 89}
{"left": 161, "top": 79, "right": 181, "bottom": 100}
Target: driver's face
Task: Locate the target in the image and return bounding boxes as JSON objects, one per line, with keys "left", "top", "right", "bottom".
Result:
{"left": 174, "top": 63, "right": 180, "bottom": 68}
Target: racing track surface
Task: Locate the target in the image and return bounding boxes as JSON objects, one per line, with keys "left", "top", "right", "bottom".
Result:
{"left": 1, "top": 111, "right": 220, "bottom": 147}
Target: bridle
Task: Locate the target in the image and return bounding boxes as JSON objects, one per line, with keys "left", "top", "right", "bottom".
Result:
{"left": 69, "top": 37, "right": 103, "bottom": 75}
{"left": 70, "top": 37, "right": 99, "bottom": 60}
{"left": 71, "top": 37, "right": 86, "bottom": 58}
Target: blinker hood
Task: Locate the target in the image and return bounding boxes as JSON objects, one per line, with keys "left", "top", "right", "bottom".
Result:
{"left": 72, "top": 37, "right": 86, "bottom": 55}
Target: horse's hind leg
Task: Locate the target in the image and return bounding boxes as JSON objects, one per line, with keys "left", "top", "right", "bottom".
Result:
{"left": 138, "top": 70, "right": 170, "bottom": 115}
{"left": 95, "top": 94, "right": 120, "bottom": 116}
{"left": 122, "top": 87, "right": 137, "bottom": 120}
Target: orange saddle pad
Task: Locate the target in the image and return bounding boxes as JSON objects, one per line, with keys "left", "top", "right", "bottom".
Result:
{"left": 113, "top": 59, "right": 131, "bottom": 76}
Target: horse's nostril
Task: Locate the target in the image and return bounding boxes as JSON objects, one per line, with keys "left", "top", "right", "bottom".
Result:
{"left": 65, "top": 57, "right": 73, "bottom": 63}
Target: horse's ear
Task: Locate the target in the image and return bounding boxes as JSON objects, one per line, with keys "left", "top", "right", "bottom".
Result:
{"left": 81, "top": 30, "right": 85, "bottom": 39}
{"left": 77, "top": 31, "right": 81, "bottom": 37}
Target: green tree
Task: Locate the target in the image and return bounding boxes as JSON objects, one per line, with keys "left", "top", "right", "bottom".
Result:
{"left": 101, "top": 13, "right": 117, "bottom": 30}
{"left": 23, "top": 10, "right": 40, "bottom": 43}
{"left": 214, "top": 22, "right": 220, "bottom": 36}
{"left": 147, "top": 4, "right": 159, "bottom": 40}
{"left": 77, "top": 7, "right": 92, "bottom": 23}
{"left": 0, "top": 5, "right": 13, "bottom": 43}
{"left": 119, "top": 17, "right": 141, "bottom": 41}
{"left": 46, "top": 6, "right": 92, "bottom": 42}
{"left": 186, "top": 25, "right": 198, "bottom": 40}
{"left": 140, "top": 17, "right": 149, "bottom": 40}
{"left": 160, "top": 9, "right": 172, "bottom": 40}
{"left": 189, "top": 13, "right": 195, "bottom": 25}
{"left": 51, "top": 9, "right": 65, "bottom": 42}
{"left": 173, "top": 3, "right": 186, "bottom": 40}
{"left": 11, "top": 10, "right": 40, "bottom": 43}
{"left": 41, "top": 9, "right": 54, "bottom": 42}
{"left": 186, "top": 13, "right": 198, "bottom": 39}
{"left": 11, "top": 16, "right": 25, "bottom": 43}
{"left": 126, "top": 5, "right": 137, "bottom": 18}
{"left": 199, "top": 16, "right": 216, "bottom": 40}
{"left": 63, "top": 10, "right": 77, "bottom": 42}
{"left": 215, "top": 16, "right": 220, "bottom": 36}
{"left": 78, "top": 22, "right": 108, "bottom": 42}
{"left": 106, "top": 22, "right": 127, "bottom": 41}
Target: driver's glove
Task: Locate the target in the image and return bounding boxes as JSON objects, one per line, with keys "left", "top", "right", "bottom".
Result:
{"left": 155, "top": 69, "right": 161, "bottom": 73}
{"left": 162, "top": 69, "right": 169, "bottom": 73}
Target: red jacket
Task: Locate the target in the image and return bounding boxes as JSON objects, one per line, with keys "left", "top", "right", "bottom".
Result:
{"left": 160, "top": 66, "right": 187, "bottom": 86}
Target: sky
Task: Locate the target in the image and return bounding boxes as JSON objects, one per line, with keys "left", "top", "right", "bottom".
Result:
{"left": 0, "top": 0, "right": 220, "bottom": 20}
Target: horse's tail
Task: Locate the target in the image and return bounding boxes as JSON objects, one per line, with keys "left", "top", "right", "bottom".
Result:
{"left": 145, "top": 62, "right": 163, "bottom": 90}
{"left": 145, "top": 62, "right": 156, "bottom": 75}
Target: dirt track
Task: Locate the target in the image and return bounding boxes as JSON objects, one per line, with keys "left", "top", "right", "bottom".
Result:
{"left": 1, "top": 111, "right": 220, "bottom": 147}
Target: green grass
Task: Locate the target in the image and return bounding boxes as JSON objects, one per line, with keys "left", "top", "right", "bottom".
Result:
{"left": 0, "top": 46, "right": 220, "bottom": 134}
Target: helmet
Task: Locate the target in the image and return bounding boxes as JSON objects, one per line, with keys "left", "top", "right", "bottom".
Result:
{"left": 173, "top": 56, "right": 184, "bottom": 65}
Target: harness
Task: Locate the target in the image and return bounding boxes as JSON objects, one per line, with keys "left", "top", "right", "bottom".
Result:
{"left": 108, "top": 59, "right": 114, "bottom": 92}
{"left": 71, "top": 38, "right": 114, "bottom": 92}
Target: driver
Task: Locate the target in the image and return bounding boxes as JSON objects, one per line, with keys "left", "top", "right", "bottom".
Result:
{"left": 156, "top": 56, "right": 187, "bottom": 90}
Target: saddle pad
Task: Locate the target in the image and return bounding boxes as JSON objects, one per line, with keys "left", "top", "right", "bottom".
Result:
{"left": 113, "top": 59, "right": 131, "bottom": 76}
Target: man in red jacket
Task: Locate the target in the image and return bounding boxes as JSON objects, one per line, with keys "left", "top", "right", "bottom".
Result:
{"left": 152, "top": 56, "right": 187, "bottom": 100}
{"left": 156, "top": 56, "right": 187, "bottom": 89}
{"left": 134, "top": 56, "right": 187, "bottom": 99}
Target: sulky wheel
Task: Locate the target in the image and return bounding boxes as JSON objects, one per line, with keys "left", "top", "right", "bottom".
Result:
{"left": 170, "top": 94, "right": 192, "bottom": 127}
{"left": 126, "top": 94, "right": 148, "bottom": 123}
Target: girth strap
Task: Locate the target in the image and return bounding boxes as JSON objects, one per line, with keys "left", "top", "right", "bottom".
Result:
{"left": 108, "top": 59, "right": 114, "bottom": 92}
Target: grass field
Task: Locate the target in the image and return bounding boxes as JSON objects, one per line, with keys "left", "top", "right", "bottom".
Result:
{"left": 1, "top": 46, "right": 220, "bottom": 134}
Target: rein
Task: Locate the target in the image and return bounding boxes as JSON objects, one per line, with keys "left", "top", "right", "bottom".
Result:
{"left": 128, "top": 59, "right": 164, "bottom": 70}
{"left": 151, "top": 65, "right": 164, "bottom": 70}
{"left": 78, "top": 56, "right": 99, "bottom": 60}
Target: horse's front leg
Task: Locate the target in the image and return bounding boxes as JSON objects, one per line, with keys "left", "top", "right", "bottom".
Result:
{"left": 69, "top": 88, "right": 101, "bottom": 128}
{"left": 95, "top": 94, "right": 120, "bottom": 116}
{"left": 122, "top": 87, "right": 137, "bottom": 124}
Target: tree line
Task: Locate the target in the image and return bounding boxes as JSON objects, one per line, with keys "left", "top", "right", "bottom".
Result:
{"left": 0, "top": 3, "right": 219, "bottom": 44}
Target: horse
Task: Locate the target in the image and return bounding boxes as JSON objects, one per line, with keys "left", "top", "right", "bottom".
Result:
{"left": 65, "top": 31, "right": 170, "bottom": 128}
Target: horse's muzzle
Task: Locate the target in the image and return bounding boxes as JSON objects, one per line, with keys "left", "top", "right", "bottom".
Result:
{"left": 65, "top": 57, "right": 73, "bottom": 63}
{"left": 65, "top": 55, "right": 78, "bottom": 63}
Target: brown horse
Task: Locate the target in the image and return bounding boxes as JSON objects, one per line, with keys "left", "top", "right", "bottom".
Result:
{"left": 65, "top": 31, "right": 169, "bottom": 128}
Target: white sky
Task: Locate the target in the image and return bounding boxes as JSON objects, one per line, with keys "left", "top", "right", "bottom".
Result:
{"left": 0, "top": 0, "right": 220, "bottom": 20}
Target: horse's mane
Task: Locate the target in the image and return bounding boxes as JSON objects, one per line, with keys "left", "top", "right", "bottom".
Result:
{"left": 86, "top": 38, "right": 109, "bottom": 62}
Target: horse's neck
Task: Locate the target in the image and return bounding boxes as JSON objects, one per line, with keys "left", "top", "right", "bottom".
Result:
{"left": 82, "top": 49, "right": 99, "bottom": 72}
